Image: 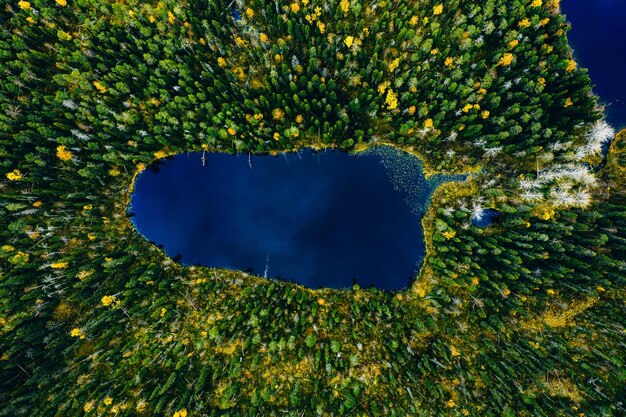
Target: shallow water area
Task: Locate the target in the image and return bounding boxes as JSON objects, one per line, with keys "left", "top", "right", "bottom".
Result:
{"left": 129, "top": 147, "right": 457, "bottom": 290}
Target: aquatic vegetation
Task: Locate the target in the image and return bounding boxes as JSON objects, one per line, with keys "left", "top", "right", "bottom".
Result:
{"left": 0, "top": 0, "right": 624, "bottom": 416}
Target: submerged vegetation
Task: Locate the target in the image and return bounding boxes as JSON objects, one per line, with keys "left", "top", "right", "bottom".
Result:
{"left": 0, "top": 0, "right": 624, "bottom": 416}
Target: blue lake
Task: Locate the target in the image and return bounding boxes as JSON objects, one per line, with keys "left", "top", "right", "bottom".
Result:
{"left": 562, "top": 0, "right": 626, "bottom": 130}
{"left": 130, "top": 147, "right": 455, "bottom": 290}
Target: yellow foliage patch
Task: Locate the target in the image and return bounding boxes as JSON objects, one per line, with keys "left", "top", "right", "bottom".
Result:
{"left": 11, "top": 251, "right": 29, "bottom": 264}
{"left": 388, "top": 58, "right": 400, "bottom": 72}
{"left": 83, "top": 401, "right": 95, "bottom": 413}
{"left": 415, "top": 284, "right": 427, "bottom": 297}
{"left": 543, "top": 377, "right": 584, "bottom": 402}
{"left": 442, "top": 230, "right": 456, "bottom": 240}
{"left": 565, "top": 59, "right": 577, "bottom": 72}
{"left": 521, "top": 297, "right": 598, "bottom": 331}
{"left": 173, "top": 409, "right": 188, "bottom": 417}
{"left": 76, "top": 270, "right": 94, "bottom": 280}
{"left": 6, "top": 169, "right": 23, "bottom": 181}
{"left": 533, "top": 205, "right": 556, "bottom": 220}
{"left": 216, "top": 339, "right": 242, "bottom": 355}
{"left": 71, "top": 328, "right": 84, "bottom": 338}
{"left": 340, "top": 0, "right": 350, "bottom": 14}
{"left": 498, "top": 53, "right": 514, "bottom": 66}
{"left": 377, "top": 81, "right": 390, "bottom": 95}
{"left": 385, "top": 88, "right": 398, "bottom": 110}
{"left": 544, "top": 297, "right": 598, "bottom": 328}
{"left": 272, "top": 108, "right": 285, "bottom": 120}
{"left": 101, "top": 295, "right": 118, "bottom": 307}
{"left": 93, "top": 81, "right": 107, "bottom": 93}
{"left": 56, "top": 145, "right": 73, "bottom": 161}
{"left": 449, "top": 345, "right": 460, "bottom": 357}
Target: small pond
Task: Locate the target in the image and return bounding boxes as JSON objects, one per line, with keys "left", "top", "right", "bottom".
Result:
{"left": 129, "top": 146, "right": 460, "bottom": 290}
{"left": 471, "top": 208, "right": 501, "bottom": 228}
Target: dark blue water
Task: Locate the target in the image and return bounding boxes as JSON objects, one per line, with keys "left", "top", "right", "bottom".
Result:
{"left": 471, "top": 209, "right": 500, "bottom": 228}
{"left": 130, "top": 148, "right": 452, "bottom": 290}
{"left": 562, "top": 0, "right": 626, "bottom": 130}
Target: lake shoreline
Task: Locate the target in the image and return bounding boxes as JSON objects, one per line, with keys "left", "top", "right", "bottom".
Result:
{"left": 127, "top": 145, "right": 460, "bottom": 291}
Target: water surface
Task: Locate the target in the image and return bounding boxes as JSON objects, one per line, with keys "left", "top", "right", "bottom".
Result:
{"left": 562, "top": 0, "right": 626, "bottom": 130}
{"left": 130, "top": 147, "right": 454, "bottom": 290}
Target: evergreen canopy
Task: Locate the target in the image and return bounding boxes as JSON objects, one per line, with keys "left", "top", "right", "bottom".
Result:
{"left": 1, "top": 0, "right": 624, "bottom": 416}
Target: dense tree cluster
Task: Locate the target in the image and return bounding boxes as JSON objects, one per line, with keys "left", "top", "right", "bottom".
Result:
{"left": 0, "top": 0, "right": 624, "bottom": 416}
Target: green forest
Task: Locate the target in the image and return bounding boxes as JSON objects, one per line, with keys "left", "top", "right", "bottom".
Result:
{"left": 1, "top": 0, "right": 624, "bottom": 415}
